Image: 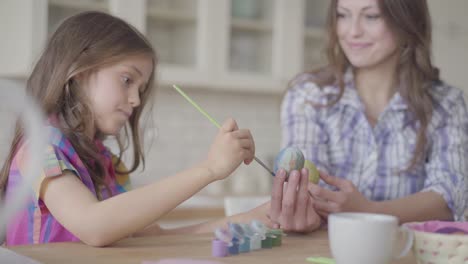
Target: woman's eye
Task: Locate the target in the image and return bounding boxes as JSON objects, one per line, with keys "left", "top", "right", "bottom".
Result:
{"left": 365, "top": 14, "right": 380, "bottom": 20}
{"left": 337, "top": 12, "right": 346, "bottom": 19}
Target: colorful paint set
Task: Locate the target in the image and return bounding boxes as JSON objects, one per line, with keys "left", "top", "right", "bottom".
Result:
{"left": 211, "top": 220, "right": 284, "bottom": 257}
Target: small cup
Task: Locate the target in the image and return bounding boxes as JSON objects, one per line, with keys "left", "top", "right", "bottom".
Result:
{"left": 329, "top": 213, "right": 413, "bottom": 264}
{"left": 211, "top": 239, "right": 228, "bottom": 257}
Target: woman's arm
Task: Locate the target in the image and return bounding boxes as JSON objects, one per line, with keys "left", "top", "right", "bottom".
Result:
{"left": 310, "top": 171, "right": 455, "bottom": 223}
{"left": 369, "top": 191, "right": 452, "bottom": 223}
{"left": 416, "top": 89, "right": 468, "bottom": 221}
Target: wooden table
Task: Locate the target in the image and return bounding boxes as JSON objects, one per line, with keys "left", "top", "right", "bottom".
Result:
{"left": 8, "top": 229, "right": 416, "bottom": 264}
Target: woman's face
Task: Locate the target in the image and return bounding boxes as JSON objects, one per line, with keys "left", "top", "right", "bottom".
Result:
{"left": 336, "top": 0, "right": 399, "bottom": 69}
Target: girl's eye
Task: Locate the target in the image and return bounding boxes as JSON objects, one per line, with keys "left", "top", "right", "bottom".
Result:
{"left": 122, "top": 76, "right": 132, "bottom": 86}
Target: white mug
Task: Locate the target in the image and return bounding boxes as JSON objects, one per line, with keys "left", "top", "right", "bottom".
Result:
{"left": 329, "top": 213, "right": 413, "bottom": 264}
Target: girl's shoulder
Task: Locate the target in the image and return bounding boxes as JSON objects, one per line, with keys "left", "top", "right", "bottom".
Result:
{"left": 47, "top": 125, "right": 70, "bottom": 146}
{"left": 12, "top": 125, "right": 72, "bottom": 163}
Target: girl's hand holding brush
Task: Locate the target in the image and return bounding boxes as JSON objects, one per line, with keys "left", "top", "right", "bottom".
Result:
{"left": 200, "top": 118, "right": 255, "bottom": 181}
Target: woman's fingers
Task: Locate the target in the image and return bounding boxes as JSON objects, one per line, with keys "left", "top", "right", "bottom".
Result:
{"left": 282, "top": 171, "right": 301, "bottom": 215}
{"left": 270, "top": 169, "right": 325, "bottom": 232}
{"left": 270, "top": 169, "right": 287, "bottom": 223}
{"left": 317, "top": 210, "right": 328, "bottom": 219}
{"left": 314, "top": 199, "right": 340, "bottom": 214}
{"left": 319, "top": 172, "right": 350, "bottom": 190}
{"left": 306, "top": 197, "right": 321, "bottom": 226}
{"left": 294, "top": 168, "right": 310, "bottom": 229}
{"left": 308, "top": 184, "right": 344, "bottom": 204}
{"left": 280, "top": 170, "right": 301, "bottom": 230}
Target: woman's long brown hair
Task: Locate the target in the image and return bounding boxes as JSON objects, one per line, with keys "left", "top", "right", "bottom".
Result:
{"left": 293, "top": 0, "right": 438, "bottom": 170}
{"left": 0, "top": 11, "right": 157, "bottom": 198}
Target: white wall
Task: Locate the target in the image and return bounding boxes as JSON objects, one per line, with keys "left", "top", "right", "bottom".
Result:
{"left": 429, "top": 0, "right": 468, "bottom": 95}
{"left": 0, "top": 79, "right": 25, "bottom": 166}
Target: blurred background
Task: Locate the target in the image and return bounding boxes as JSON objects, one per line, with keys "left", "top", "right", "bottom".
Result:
{"left": 1, "top": 0, "right": 467, "bottom": 227}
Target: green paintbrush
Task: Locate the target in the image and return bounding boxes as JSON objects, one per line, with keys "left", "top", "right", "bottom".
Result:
{"left": 172, "top": 84, "right": 275, "bottom": 177}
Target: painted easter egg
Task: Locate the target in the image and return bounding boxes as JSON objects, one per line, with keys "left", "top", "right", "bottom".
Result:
{"left": 304, "top": 159, "right": 319, "bottom": 184}
{"left": 273, "top": 147, "right": 305, "bottom": 176}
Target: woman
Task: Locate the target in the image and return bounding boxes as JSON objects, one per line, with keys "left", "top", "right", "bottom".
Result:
{"left": 269, "top": 0, "right": 467, "bottom": 230}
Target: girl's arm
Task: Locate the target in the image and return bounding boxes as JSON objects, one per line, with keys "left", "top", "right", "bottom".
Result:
{"left": 159, "top": 207, "right": 271, "bottom": 235}
{"left": 131, "top": 202, "right": 272, "bottom": 237}
{"left": 41, "top": 165, "right": 214, "bottom": 246}
{"left": 40, "top": 118, "right": 255, "bottom": 246}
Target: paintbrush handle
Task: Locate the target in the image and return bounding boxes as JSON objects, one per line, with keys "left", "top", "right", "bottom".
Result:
{"left": 254, "top": 157, "right": 275, "bottom": 176}
{"left": 173, "top": 84, "right": 275, "bottom": 176}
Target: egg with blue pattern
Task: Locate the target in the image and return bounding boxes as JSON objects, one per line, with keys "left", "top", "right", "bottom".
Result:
{"left": 273, "top": 147, "right": 305, "bottom": 176}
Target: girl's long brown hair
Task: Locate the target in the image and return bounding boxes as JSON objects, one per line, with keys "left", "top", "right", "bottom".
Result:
{"left": 293, "top": 0, "right": 438, "bottom": 170}
{"left": 0, "top": 11, "right": 157, "bottom": 198}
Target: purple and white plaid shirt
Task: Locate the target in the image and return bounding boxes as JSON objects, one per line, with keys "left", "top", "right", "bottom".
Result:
{"left": 281, "top": 70, "right": 468, "bottom": 221}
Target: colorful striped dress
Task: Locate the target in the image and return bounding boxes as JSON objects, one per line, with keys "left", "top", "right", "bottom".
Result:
{"left": 5, "top": 126, "right": 131, "bottom": 245}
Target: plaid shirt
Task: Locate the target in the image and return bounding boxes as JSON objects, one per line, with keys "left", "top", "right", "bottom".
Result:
{"left": 5, "top": 125, "right": 131, "bottom": 245}
{"left": 281, "top": 70, "right": 468, "bottom": 221}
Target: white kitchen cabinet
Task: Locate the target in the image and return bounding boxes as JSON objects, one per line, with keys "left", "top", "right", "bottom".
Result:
{"left": 428, "top": 0, "right": 468, "bottom": 94}
{"left": 0, "top": 0, "right": 47, "bottom": 78}
{"left": 48, "top": 0, "right": 109, "bottom": 34}
{"left": 0, "top": 0, "right": 328, "bottom": 93}
{"left": 303, "top": 0, "right": 328, "bottom": 71}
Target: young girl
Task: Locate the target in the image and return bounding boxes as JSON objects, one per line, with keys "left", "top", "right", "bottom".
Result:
{"left": 269, "top": 0, "right": 467, "bottom": 228}
{"left": 0, "top": 11, "right": 263, "bottom": 246}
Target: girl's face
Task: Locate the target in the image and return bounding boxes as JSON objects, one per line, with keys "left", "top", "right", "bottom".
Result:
{"left": 83, "top": 55, "right": 153, "bottom": 136}
{"left": 336, "top": 0, "right": 399, "bottom": 69}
